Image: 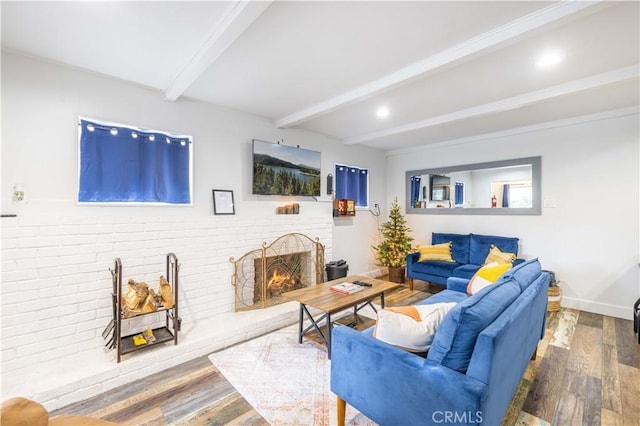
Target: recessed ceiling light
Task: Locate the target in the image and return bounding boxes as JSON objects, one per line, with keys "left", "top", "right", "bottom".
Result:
{"left": 376, "top": 106, "right": 390, "bottom": 118}
{"left": 536, "top": 50, "right": 564, "bottom": 69}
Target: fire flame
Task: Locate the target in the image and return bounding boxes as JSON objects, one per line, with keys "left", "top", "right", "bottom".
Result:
{"left": 267, "top": 267, "right": 296, "bottom": 295}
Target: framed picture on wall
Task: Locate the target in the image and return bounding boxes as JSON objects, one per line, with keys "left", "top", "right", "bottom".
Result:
{"left": 213, "top": 189, "right": 235, "bottom": 215}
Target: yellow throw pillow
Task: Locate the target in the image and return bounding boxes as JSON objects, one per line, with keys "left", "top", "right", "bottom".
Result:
{"left": 417, "top": 242, "right": 454, "bottom": 262}
{"left": 484, "top": 244, "right": 516, "bottom": 265}
{"left": 373, "top": 303, "right": 457, "bottom": 352}
{"left": 467, "top": 262, "right": 512, "bottom": 295}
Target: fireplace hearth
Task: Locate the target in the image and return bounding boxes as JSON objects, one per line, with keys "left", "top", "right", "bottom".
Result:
{"left": 230, "top": 233, "right": 325, "bottom": 311}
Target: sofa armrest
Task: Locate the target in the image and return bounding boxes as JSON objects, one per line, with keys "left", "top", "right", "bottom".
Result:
{"left": 406, "top": 252, "right": 420, "bottom": 277}
{"left": 331, "top": 326, "right": 487, "bottom": 426}
{"left": 407, "top": 252, "right": 419, "bottom": 264}
{"left": 446, "top": 277, "right": 469, "bottom": 293}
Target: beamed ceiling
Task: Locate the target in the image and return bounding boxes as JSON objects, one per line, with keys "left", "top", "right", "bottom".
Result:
{"left": 2, "top": 1, "right": 638, "bottom": 152}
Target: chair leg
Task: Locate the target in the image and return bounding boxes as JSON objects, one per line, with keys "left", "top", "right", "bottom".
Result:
{"left": 407, "top": 277, "right": 414, "bottom": 291}
{"left": 337, "top": 396, "right": 346, "bottom": 426}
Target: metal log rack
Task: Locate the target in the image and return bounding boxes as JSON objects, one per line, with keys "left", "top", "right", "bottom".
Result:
{"left": 103, "top": 253, "right": 180, "bottom": 363}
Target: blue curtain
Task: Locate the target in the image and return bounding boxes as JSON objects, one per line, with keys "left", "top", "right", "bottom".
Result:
{"left": 410, "top": 176, "right": 421, "bottom": 207}
{"left": 502, "top": 184, "right": 510, "bottom": 207}
{"left": 357, "top": 168, "right": 368, "bottom": 207}
{"left": 78, "top": 119, "right": 191, "bottom": 203}
{"left": 335, "top": 164, "right": 368, "bottom": 207}
{"left": 455, "top": 182, "right": 464, "bottom": 206}
{"left": 335, "top": 165, "right": 350, "bottom": 199}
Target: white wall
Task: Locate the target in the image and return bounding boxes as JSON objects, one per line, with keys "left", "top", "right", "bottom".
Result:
{"left": 0, "top": 51, "right": 386, "bottom": 406}
{"left": 387, "top": 112, "right": 640, "bottom": 319}
{"left": 1, "top": 50, "right": 387, "bottom": 273}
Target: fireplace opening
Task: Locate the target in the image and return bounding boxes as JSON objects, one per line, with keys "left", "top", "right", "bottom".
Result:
{"left": 254, "top": 251, "right": 310, "bottom": 303}
{"left": 266, "top": 267, "right": 297, "bottom": 296}
{"left": 231, "top": 233, "right": 325, "bottom": 311}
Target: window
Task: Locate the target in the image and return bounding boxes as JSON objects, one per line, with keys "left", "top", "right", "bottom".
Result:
{"left": 335, "top": 163, "right": 368, "bottom": 208}
{"left": 491, "top": 180, "right": 532, "bottom": 208}
{"left": 454, "top": 182, "right": 464, "bottom": 206}
{"left": 503, "top": 183, "right": 532, "bottom": 208}
{"left": 78, "top": 117, "right": 193, "bottom": 204}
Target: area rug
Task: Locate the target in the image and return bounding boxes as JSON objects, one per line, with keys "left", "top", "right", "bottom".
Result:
{"left": 208, "top": 324, "right": 375, "bottom": 426}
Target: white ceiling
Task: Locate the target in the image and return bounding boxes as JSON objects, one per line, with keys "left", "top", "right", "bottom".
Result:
{"left": 2, "top": 1, "right": 639, "bottom": 152}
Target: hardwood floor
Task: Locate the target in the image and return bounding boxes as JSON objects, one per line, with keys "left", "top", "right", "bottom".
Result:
{"left": 52, "top": 281, "right": 640, "bottom": 425}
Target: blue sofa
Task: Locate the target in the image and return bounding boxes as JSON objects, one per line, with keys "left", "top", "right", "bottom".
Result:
{"left": 407, "top": 233, "right": 524, "bottom": 286}
{"left": 331, "top": 258, "right": 549, "bottom": 426}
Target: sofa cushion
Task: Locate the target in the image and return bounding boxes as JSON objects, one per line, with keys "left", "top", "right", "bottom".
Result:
{"left": 484, "top": 244, "right": 516, "bottom": 265}
{"left": 432, "top": 233, "right": 470, "bottom": 264}
{"left": 467, "top": 262, "right": 512, "bottom": 295}
{"left": 503, "top": 257, "right": 542, "bottom": 291}
{"left": 373, "top": 303, "right": 456, "bottom": 352}
{"left": 417, "top": 242, "right": 454, "bottom": 262}
{"left": 452, "top": 264, "right": 481, "bottom": 280}
{"left": 427, "top": 278, "right": 521, "bottom": 372}
{"left": 418, "top": 289, "right": 469, "bottom": 305}
{"left": 412, "top": 260, "right": 461, "bottom": 278}
{"left": 469, "top": 234, "right": 519, "bottom": 266}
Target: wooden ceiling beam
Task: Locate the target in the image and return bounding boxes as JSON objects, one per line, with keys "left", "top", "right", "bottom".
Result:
{"left": 163, "top": 0, "right": 272, "bottom": 101}
{"left": 275, "top": 1, "right": 600, "bottom": 130}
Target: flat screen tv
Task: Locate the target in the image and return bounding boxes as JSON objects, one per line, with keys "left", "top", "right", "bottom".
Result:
{"left": 252, "top": 139, "right": 321, "bottom": 196}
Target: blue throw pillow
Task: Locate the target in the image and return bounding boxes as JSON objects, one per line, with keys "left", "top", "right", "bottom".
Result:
{"left": 427, "top": 278, "right": 520, "bottom": 372}
{"left": 432, "top": 233, "right": 470, "bottom": 264}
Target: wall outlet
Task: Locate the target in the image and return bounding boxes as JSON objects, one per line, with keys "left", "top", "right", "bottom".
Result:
{"left": 13, "top": 184, "right": 26, "bottom": 203}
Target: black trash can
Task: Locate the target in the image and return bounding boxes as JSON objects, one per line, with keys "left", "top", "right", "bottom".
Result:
{"left": 326, "top": 260, "right": 348, "bottom": 281}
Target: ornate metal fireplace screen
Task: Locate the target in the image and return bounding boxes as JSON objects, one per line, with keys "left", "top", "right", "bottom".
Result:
{"left": 230, "top": 233, "right": 325, "bottom": 311}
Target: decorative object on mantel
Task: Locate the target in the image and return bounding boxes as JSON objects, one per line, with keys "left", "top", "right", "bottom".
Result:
{"left": 373, "top": 198, "right": 414, "bottom": 283}
{"left": 333, "top": 198, "right": 355, "bottom": 217}
{"left": 276, "top": 203, "right": 300, "bottom": 214}
{"left": 104, "top": 253, "right": 180, "bottom": 363}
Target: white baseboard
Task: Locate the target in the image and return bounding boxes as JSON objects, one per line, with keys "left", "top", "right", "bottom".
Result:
{"left": 561, "top": 296, "right": 633, "bottom": 320}
{"left": 357, "top": 268, "right": 386, "bottom": 278}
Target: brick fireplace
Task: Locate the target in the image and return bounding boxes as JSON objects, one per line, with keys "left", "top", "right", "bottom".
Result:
{"left": 230, "top": 233, "right": 325, "bottom": 311}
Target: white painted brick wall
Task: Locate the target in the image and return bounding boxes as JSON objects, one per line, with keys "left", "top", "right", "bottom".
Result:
{"left": 1, "top": 214, "right": 333, "bottom": 408}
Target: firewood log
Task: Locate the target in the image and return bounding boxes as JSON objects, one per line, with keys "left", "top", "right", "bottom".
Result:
{"left": 122, "top": 279, "right": 151, "bottom": 317}
{"left": 141, "top": 290, "right": 157, "bottom": 313}
{"left": 158, "top": 276, "right": 174, "bottom": 309}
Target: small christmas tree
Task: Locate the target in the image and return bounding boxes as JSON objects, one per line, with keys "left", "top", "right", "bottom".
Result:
{"left": 373, "top": 198, "right": 413, "bottom": 269}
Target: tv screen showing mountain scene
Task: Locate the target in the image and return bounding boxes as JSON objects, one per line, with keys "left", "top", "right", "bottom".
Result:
{"left": 252, "top": 139, "right": 321, "bottom": 196}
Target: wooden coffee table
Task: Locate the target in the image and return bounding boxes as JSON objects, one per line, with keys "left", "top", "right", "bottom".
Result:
{"left": 282, "top": 275, "right": 399, "bottom": 359}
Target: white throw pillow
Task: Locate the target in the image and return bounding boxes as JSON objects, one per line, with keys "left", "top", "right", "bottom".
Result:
{"left": 373, "top": 302, "right": 456, "bottom": 352}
